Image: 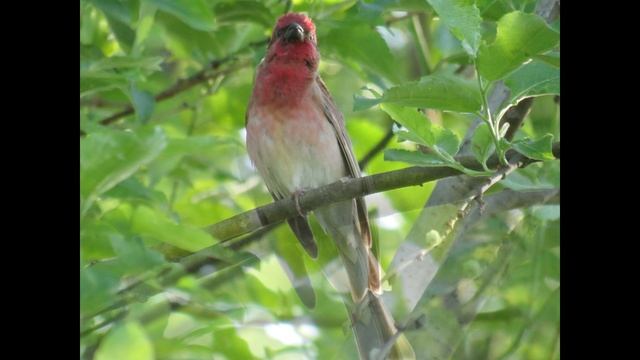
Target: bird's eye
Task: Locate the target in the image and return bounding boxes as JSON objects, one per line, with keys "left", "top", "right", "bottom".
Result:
{"left": 275, "top": 28, "right": 285, "bottom": 37}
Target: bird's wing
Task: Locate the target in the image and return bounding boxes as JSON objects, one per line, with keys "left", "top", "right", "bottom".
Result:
{"left": 315, "top": 76, "right": 380, "bottom": 293}
{"left": 315, "top": 76, "right": 371, "bottom": 247}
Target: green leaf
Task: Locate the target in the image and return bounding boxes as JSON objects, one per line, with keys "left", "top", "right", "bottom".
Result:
{"left": 130, "top": 83, "right": 155, "bottom": 123}
{"left": 533, "top": 51, "right": 560, "bottom": 68}
{"left": 435, "top": 126, "right": 461, "bottom": 155}
{"left": 80, "top": 54, "right": 163, "bottom": 97}
{"left": 130, "top": 205, "right": 216, "bottom": 252}
{"left": 504, "top": 60, "right": 559, "bottom": 104}
{"left": 323, "top": 23, "right": 399, "bottom": 83}
{"left": 105, "top": 177, "right": 168, "bottom": 205}
{"left": 512, "top": 134, "right": 555, "bottom": 161}
{"left": 80, "top": 266, "right": 119, "bottom": 317}
{"left": 80, "top": 127, "right": 167, "bottom": 216}
{"left": 210, "top": 317, "right": 257, "bottom": 359}
{"left": 385, "top": 149, "right": 450, "bottom": 166}
{"left": 427, "top": 0, "right": 482, "bottom": 56}
{"left": 471, "top": 123, "right": 494, "bottom": 169}
{"left": 104, "top": 14, "right": 136, "bottom": 52}
{"left": 81, "top": 55, "right": 164, "bottom": 73}
{"left": 369, "top": 0, "right": 433, "bottom": 12}
{"left": 382, "top": 104, "right": 435, "bottom": 146}
{"left": 132, "top": 2, "right": 157, "bottom": 55}
{"left": 214, "top": 1, "right": 273, "bottom": 28}
{"left": 95, "top": 322, "right": 154, "bottom": 360}
{"left": 353, "top": 95, "right": 384, "bottom": 112}
{"left": 89, "top": 0, "right": 134, "bottom": 24}
{"left": 110, "top": 236, "right": 165, "bottom": 275}
{"left": 381, "top": 103, "right": 460, "bottom": 156}
{"left": 147, "top": 0, "right": 215, "bottom": 31}
{"left": 477, "top": 11, "right": 559, "bottom": 80}
{"left": 148, "top": 135, "right": 241, "bottom": 182}
{"left": 80, "top": 4, "right": 99, "bottom": 45}
{"left": 354, "top": 74, "right": 481, "bottom": 112}
{"left": 80, "top": 220, "right": 118, "bottom": 260}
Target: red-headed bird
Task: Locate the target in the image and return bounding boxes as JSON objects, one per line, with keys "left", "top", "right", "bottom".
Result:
{"left": 246, "top": 13, "right": 415, "bottom": 359}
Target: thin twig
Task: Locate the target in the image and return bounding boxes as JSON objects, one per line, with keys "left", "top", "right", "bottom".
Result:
{"left": 94, "top": 39, "right": 268, "bottom": 127}
{"left": 358, "top": 127, "right": 395, "bottom": 170}
{"left": 501, "top": 97, "right": 534, "bottom": 141}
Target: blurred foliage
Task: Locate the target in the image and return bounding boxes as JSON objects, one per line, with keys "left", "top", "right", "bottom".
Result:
{"left": 80, "top": 0, "right": 559, "bottom": 359}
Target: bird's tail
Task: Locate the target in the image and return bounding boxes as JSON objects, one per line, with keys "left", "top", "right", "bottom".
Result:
{"left": 315, "top": 201, "right": 415, "bottom": 359}
{"left": 351, "top": 292, "right": 416, "bottom": 360}
{"left": 315, "top": 200, "right": 371, "bottom": 301}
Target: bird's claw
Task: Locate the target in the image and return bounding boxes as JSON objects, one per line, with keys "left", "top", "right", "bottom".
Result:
{"left": 292, "top": 189, "right": 306, "bottom": 217}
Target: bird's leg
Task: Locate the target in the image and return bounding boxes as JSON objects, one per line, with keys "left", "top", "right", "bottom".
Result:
{"left": 292, "top": 189, "right": 306, "bottom": 217}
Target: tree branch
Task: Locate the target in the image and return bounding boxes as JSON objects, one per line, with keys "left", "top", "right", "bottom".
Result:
{"left": 93, "top": 39, "right": 269, "bottom": 127}
{"left": 208, "top": 143, "right": 559, "bottom": 242}
{"left": 501, "top": 97, "right": 534, "bottom": 141}
{"left": 461, "top": 188, "right": 559, "bottom": 233}
{"left": 358, "top": 127, "right": 395, "bottom": 170}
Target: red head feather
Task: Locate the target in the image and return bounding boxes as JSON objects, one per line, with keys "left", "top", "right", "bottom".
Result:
{"left": 253, "top": 13, "right": 320, "bottom": 108}
{"left": 275, "top": 13, "right": 316, "bottom": 40}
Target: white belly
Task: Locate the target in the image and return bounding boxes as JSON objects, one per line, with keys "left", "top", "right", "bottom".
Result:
{"left": 246, "top": 106, "right": 346, "bottom": 198}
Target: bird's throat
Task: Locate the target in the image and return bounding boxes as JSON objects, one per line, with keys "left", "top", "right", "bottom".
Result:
{"left": 254, "top": 61, "right": 316, "bottom": 108}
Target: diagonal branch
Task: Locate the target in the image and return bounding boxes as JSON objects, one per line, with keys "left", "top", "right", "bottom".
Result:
{"left": 358, "top": 127, "right": 395, "bottom": 170}
{"left": 208, "top": 143, "right": 559, "bottom": 242}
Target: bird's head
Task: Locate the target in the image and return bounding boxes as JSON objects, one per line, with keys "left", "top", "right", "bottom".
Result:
{"left": 265, "top": 13, "right": 318, "bottom": 70}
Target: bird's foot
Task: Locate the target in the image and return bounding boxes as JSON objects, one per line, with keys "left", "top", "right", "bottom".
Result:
{"left": 292, "top": 189, "right": 306, "bottom": 217}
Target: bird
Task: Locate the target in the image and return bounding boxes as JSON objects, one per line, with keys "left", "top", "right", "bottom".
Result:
{"left": 245, "top": 13, "right": 415, "bottom": 359}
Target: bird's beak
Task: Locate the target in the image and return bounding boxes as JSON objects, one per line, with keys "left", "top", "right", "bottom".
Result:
{"left": 284, "top": 22, "right": 305, "bottom": 43}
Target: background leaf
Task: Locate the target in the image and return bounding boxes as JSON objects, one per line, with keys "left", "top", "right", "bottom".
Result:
{"left": 471, "top": 122, "right": 493, "bottom": 168}
{"left": 477, "top": 11, "right": 559, "bottom": 80}
{"left": 130, "top": 205, "right": 217, "bottom": 252}
{"left": 384, "top": 149, "right": 449, "bottom": 167}
{"left": 355, "top": 74, "right": 481, "bottom": 112}
{"left": 512, "top": 134, "right": 555, "bottom": 160}
{"left": 80, "top": 127, "right": 167, "bottom": 215}
{"left": 504, "top": 60, "right": 560, "bottom": 104}
{"left": 322, "top": 22, "right": 400, "bottom": 83}
{"left": 95, "top": 322, "right": 154, "bottom": 360}
{"left": 427, "top": 0, "right": 482, "bottom": 56}
{"left": 148, "top": 0, "right": 215, "bottom": 31}
{"left": 214, "top": 0, "right": 273, "bottom": 27}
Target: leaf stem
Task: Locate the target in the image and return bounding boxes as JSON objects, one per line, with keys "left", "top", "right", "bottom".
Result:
{"left": 412, "top": 14, "right": 432, "bottom": 75}
{"left": 475, "top": 65, "right": 508, "bottom": 165}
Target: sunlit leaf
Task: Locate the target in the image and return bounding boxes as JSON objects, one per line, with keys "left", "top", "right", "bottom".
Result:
{"left": 427, "top": 0, "right": 482, "bottom": 56}
{"left": 504, "top": 60, "right": 559, "bottom": 104}
{"left": 80, "top": 127, "right": 167, "bottom": 216}
{"left": 130, "top": 205, "right": 217, "bottom": 252}
{"left": 147, "top": 0, "right": 215, "bottom": 31}
{"left": 354, "top": 74, "right": 481, "bottom": 112}
{"left": 512, "top": 134, "right": 555, "bottom": 161}
{"left": 95, "top": 322, "right": 154, "bottom": 360}
{"left": 477, "top": 11, "right": 559, "bottom": 80}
